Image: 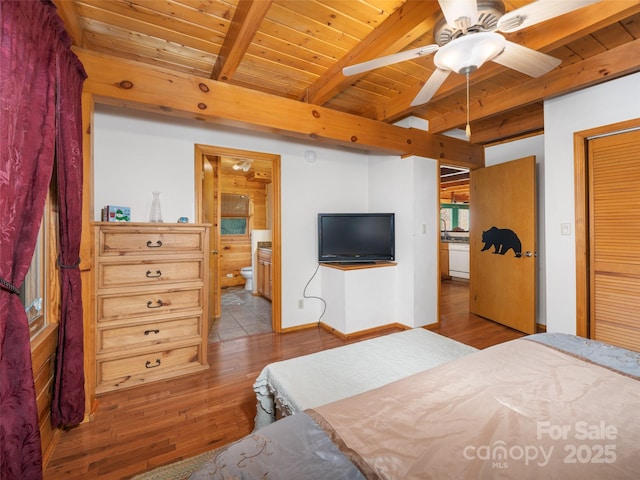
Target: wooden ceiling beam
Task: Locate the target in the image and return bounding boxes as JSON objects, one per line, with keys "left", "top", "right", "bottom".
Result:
{"left": 376, "top": 1, "right": 640, "bottom": 123}
{"left": 303, "top": 0, "right": 441, "bottom": 105}
{"left": 210, "top": 0, "right": 272, "bottom": 81}
{"left": 428, "top": 38, "right": 640, "bottom": 134}
{"left": 75, "top": 49, "right": 484, "bottom": 168}
{"left": 469, "top": 106, "right": 544, "bottom": 145}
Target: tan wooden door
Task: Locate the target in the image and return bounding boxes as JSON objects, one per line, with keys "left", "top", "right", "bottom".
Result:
{"left": 203, "top": 156, "right": 221, "bottom": 323}
{"left": 470, "top": 156, "right": 537, "bottom": 334}
{"left": 589, "top": 129, "right": 640, "bottom": 351}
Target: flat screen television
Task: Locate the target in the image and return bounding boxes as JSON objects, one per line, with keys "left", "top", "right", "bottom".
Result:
{"left": 318, "top": 213, "right": 395, "bottom": 263}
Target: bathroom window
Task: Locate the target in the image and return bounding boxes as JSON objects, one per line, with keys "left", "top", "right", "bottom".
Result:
{"left": 221, "top": 194, "right": 250, "bottom": 236}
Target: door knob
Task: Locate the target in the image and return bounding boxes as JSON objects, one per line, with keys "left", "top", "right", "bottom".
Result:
{"left": 211, "top": 250, "right": 219, "bottom": 254}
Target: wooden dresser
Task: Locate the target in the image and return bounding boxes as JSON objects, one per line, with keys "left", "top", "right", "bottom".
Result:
{"left": 94, "top": 223, "right": 210, "bottom": 394}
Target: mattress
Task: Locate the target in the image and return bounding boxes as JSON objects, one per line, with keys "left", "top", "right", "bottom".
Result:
{"left": 253, "top": 328, "right": 478, "bottom": 430}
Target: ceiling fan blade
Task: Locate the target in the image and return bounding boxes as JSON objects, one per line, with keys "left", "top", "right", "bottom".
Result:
{"left": 497, "top": 0, "right": 601, "bottom": 33}
{"left": 491, "top": 41, "right": 561, "bottom": 77}
{"left": 438, "top": 0, "right": 478, "bottom": 30}
{"left": 410, "top": 68, "right": 451, "bottom": 107}
{"left": 343, "top": 45, "right": 439, "bottom": 76}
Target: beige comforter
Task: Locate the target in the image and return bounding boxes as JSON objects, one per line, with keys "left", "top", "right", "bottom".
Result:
{"left": 310, "top": 338, "right": 640, "bottom": 479}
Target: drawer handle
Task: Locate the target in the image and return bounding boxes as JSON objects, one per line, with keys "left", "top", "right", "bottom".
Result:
{"left": 145, "top": 359, "right": 161, "bottom": 369}
{"left": 144, "top": 329, "right": 160, "bottom": 336}
{"left": 145, "top": 270, "right": 162, "bottom": 278}
{"left": 146, "top": 300, "right": 164, "bottom": 309}
{"left": 146, "top": 240, "right": 163, "bottom": 248}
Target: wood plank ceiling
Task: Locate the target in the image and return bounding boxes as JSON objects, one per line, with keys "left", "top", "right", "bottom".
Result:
{"left": 54, "top": 0, "right": 640, "bottom": 146}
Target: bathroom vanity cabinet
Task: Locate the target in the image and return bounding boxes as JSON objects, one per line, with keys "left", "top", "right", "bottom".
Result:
{"left": 257, "top": 247, "right": 272, "bottom": 300}
{"left": 93, "top": 223, "right": 210, "bottom": 394}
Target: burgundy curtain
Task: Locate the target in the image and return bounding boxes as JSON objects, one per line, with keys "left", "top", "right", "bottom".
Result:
{"left": 1, "top": 1, "right": 86, "bottom": 478}
{"left": 51, "top": 9, "right": 87, "bottom": 429}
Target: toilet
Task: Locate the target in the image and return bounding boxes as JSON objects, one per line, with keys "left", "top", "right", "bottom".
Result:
{"left": 240, "top": 266, "right": 253, "bottom": 291}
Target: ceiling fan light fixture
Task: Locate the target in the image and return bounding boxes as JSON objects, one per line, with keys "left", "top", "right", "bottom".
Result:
{"left": 434, "top": 32, "right": 505, "bottom": 74}
{"left": 232, "top": 159, "right": 253, "bottom": 172}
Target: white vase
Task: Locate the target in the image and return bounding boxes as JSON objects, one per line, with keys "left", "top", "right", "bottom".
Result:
{"left": 149, "top": 191, "right": 163, "bottom": 223}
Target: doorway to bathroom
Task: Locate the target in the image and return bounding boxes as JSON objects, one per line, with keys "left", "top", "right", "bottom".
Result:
{"left": 194, "top": 144, "right": 281, "bottom": 338}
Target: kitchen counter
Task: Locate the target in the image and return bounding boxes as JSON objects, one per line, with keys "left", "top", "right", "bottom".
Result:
{"left": 441, "top": 231, "right": 469, "bottom": 244}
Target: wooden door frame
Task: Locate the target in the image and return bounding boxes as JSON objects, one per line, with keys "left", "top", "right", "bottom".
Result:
{"left": 574, "top": 118, "right": 640, "bottom": 337}
{"left": 194, "top": 144, "right": 282, "bottom": 333}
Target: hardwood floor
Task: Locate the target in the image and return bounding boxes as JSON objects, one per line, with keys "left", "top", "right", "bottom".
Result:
{"left": 432, "top": 279, "right": 526, "bottom": 349}
{"left": 44, "top": 279, "right": 524, "bottom": 479}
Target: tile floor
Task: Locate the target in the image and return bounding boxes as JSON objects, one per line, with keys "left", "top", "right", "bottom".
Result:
{"left": 208, "top": 286, "right": 272, "bottom": 342}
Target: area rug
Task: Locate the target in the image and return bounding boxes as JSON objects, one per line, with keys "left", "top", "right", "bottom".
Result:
{"left": 130, "top": 450, "right": 217, "bottom": 480}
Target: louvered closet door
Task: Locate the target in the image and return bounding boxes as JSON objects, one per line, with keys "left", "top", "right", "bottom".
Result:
{"left": 589, "top": 129, "right": 640, "bottom": 351}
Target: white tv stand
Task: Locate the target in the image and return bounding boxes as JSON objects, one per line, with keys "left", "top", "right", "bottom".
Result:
{"left": 319, "top": 261, "right": 397, "bottom": 335}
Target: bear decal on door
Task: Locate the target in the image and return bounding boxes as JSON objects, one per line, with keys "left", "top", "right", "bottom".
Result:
{"left": 481, "top": 226, "right": 522, "bottom": 258}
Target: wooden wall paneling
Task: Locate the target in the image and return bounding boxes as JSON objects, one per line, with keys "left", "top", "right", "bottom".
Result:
{"left": 31, "top": 325, "right": 60, "bottom": 468}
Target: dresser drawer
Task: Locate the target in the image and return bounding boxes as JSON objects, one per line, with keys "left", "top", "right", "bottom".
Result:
{"left": 98, "top": 227, "right": 206, "bottom": 256}
{"left": 97, "top": 315, "right": 201, "bottom": 353}
{"left": 97, "top": 287, "right": 203, "bottom": 322}
{"left": 96, "top": 344, "right": 204, "bottom": 394}
{"left": 96, "top": 259, "right": 204, "bottom": 289}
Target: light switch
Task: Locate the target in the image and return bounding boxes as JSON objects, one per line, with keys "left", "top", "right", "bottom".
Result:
{"left": 560, "top": 223, "right": 571, "bottom": 236}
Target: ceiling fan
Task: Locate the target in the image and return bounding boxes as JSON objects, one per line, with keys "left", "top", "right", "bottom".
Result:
{"left": 343, "top": 0, "right": 601, "bottom": 111}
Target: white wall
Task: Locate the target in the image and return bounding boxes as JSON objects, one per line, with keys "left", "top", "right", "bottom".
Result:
{"left": 93, "top": 105, "right": 438, "bottom": 331}
{"left": 368, "top": 155, "right": 440, "bottom": 327}
{"left": 388, "top": 116, "right": 439, "bottom": 327}
{"left": 411, "top": 157, "right": 440, "bottom": 326}
{"left": 544, "top": 72, "right": 640, "bottom": 334}
{"left": 485, "top": 134, "right": 546, "bottom": 326}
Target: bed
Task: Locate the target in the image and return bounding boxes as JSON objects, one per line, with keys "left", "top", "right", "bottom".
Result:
{"left": 253, "top": 328, "right": 479, "bottom": 429}
{"left": 190, "top": 333, "right": 640, "bottom": 479}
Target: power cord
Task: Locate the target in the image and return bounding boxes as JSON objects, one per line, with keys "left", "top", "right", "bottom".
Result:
{"left": 302, "top": 263, "right": 327, "bottom": 325}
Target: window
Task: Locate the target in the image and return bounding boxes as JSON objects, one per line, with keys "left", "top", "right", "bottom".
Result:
{"left": 22, "top": 181, "right": 56, "bottom": 342}
{"left": 21, "top": 219, "right": 46, "bottom": 339}
{"left": 440, "top": 203, "right": 469, "bottom": 231}
{"left": 221, "top": 194, "right": 250, "bottom": 236}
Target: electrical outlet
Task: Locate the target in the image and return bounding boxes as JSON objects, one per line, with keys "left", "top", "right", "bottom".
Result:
{"left": 298, "top": 299, "right": 304, "bottom": 309}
